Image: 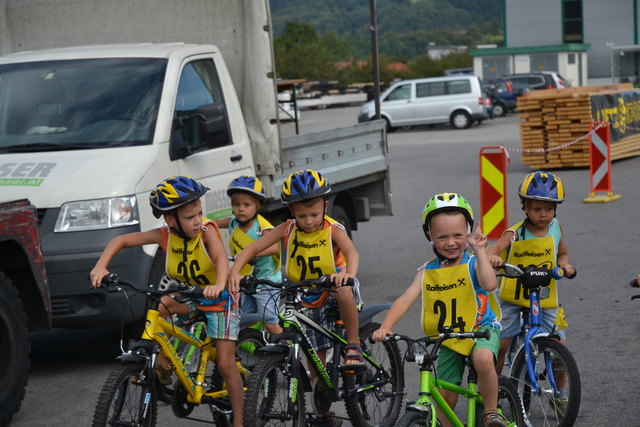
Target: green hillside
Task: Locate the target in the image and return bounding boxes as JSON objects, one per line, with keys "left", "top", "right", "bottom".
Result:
{"left": 270, "top": 0, "right": 503, "bottom": 59}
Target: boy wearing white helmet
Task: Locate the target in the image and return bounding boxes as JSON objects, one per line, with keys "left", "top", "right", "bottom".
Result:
{"left": 373, "top": 193, "right": 505, "bottom": 427}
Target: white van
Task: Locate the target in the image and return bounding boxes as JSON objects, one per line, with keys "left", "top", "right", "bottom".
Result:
{"left": 358, "top": 75, "right": 489, "bottom": 130}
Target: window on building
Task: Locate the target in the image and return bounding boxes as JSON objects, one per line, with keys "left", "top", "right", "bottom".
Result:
{"left": 563, "top": 0, "right": 583, "bottom": 43}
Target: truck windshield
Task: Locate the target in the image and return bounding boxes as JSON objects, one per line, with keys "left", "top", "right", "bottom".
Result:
{"left": 0, "top": 58, "right": 166, "bottom": 152}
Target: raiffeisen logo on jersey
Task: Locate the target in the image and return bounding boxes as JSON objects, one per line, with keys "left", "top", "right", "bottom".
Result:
{"left": 512, "top": 249, "right": 546, "bottom": 258}
{"left": 424, "top": 278, "right": 467, "bottom": 292}
{"left": 0, "top": 162, "right": 57, "bottom": 186}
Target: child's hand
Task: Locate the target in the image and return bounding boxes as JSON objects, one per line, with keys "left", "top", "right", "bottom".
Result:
{"left": 330, "top": 271, "right": 352, "bottom": 287}
{"left": 372, "top": 326, "right": 392, "bottom": 342}
{"left": 89, "top": 266, "right": 109, "bottom": 288}
{"left": 488, "top": 254, "right": 503, "bottom": 268}
{"left": 558, "top": 262, "right": 575, "bottom": 277}
{"left": 204, "top": 283, "right": 225, "bottom": 300}
{"left": 467, "top": 227, "right": 488, "bottom": 251}
{"left": 226, "top": 271, "right": 244, "bottom": 294}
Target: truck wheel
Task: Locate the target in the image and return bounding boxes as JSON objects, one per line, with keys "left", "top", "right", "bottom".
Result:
{"left": 0, "top": 271, "right": 30, "bottom": 426}
{"left": 330, "top": 205, "right": 352, "bottom": 239}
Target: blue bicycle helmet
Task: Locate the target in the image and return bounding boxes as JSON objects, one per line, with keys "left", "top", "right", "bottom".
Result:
{"left": 518, "top": 171, "right": 564, "bottom": 203}
{"left": 280, "top": 169, "right": 331, "bottom": 205}
{"left": 227, "top": 175, "right": 266, "bottom": 202}
{"left": 149, "top": 176, "right": 209, "bottom": 218}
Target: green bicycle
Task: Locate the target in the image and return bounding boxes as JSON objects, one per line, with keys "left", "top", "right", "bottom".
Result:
{"left": 389, "top": 329, "right": 526, "bottom": 427}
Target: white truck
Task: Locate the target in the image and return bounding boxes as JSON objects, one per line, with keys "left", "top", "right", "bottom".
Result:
{"left": 0, "top": 0, "right": 391, "bottom": 327}
{"left": 0, "top": 0, "right": 392, "bottom": 327}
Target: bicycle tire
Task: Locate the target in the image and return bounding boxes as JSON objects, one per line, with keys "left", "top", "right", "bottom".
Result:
{"left": 397, "top": 407, "right": 439, "bottom": 427}
{"left": 476, "top": 375, "right": 527, "bottom": 427}
{"left": 92, "top": 363, "right": 157, "bottom": 427}
{"left": 243, "top": 352, "right": 306, "bottom": 426}
{"left": 344, "top": 322, "right": 404, "bottom": 427}
{"left": 510, "top": 337, "right": 581, "bottom": 427}
{"left": 236, "top": 327, "right": 266, "bottom": 372}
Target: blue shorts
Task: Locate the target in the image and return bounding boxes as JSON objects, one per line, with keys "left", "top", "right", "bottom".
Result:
{"left": 499, "top": 300, "right": 566, "bottom": 340}
{"left": 241, "top": 284, "right": 281, "bottom": 325}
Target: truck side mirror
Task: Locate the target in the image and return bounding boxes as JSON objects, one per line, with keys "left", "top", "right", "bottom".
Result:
{"left": 197, "top": 104, "right": 231, "bottom": 148}
{"left": 169, "top": 103, "right": 231, "bottom": 160}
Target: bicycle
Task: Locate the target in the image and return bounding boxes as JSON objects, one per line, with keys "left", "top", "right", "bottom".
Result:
{"left": 388, "top": 329, "right": 526, "bottom": 427}
{"left": 239, "top": 274, "right": 405, "bottom": 426}
{"left": 91, "top": 273, "right": 250, "bottom": 427}
{"left": 496, "top": 263, "right": 581, "bottom": 427}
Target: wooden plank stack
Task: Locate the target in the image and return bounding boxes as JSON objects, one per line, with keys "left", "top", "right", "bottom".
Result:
{"left": 516, "top": 83, "right": 640, "bottom": 168}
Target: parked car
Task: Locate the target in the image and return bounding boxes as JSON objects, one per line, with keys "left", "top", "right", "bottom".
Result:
{"left": 358, "top": 75, "right": 489, "bottom": 130}
{"left": 502, "top": 71, "right": 569, "bottom": 90}
{"left": 483, "top": 79, "right": 532, "bottom": 117}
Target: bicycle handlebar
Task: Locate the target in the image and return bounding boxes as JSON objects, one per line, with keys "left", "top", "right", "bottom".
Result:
{"left": 386, "top": 329, "right": 491, "bottom": 363}
{"left": 98, "top": 272, "right": 205, "bottom": 302}
{"left": 239, "top": 274, "right": 354, "bottom": 296}
{"left": 496, "top": 263, "right": 576, "bottom": 289}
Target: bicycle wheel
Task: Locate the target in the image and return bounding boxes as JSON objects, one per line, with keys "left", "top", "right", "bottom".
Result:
{"left": 511, "top": 337, "right": 581, "bottom": 427}
{"left": 344, "top": 322, "right": 404, "bottom": 427}
{"left": 236, "top": 327, "right": 266, "bottom": 372}
{"left": 243, "top": 352, "right": 306, "bottom": 426}
{"left": 92, "top": 363, "right": 157, "bottom": 427}
{"left": 397, "top": 408, "right": 439, "bottom": 427}
{"left": 476, "top": 375, "right": 526, "bottom": 426}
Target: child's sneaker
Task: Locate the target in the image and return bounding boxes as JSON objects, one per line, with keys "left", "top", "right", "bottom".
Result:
{"left": 552, "top": 396, "right": 569, "bottom": 416}
{"left": 155, "top": 366, "right": 173, "bottom": 385}
{"left": 308, "top": 411, "right": 343, "bottom": 427}
{"left": 483, "top": 410, "right": 507, "bottom": 427}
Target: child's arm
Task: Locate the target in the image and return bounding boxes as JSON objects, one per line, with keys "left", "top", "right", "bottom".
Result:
{"left": 486, "top": 230, "right": 515, "bottom": 268}
{"left": 214, "top": 217, "right": 231, "bottom": 229}
{"left": 202, "top": 226, "right": 230, "bottom": 299}
{"left": 468, "top": 228, "right": 497, "bottom": 292}
{"left": 227, "top": 222, "right": 286, "bottom": 292}
{"left": 331, "top": 226, "right": 360, "bottom": 286}
{"left": 90, "top": 229, "right": 162, "bottom": 288}
{"left": 254, "top": 228, "right": 280, "bottom": 257}
{"left": 556, "top": 223, "right": 575, "bottom": 276}
{"left": 372, "top": 271, "right": 422, "bottom": 341}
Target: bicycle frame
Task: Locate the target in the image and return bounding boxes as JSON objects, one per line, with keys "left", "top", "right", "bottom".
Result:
{"left": 139, "top": 308, "right": 250, "bottom": 404}
{"left": 413, "top": 367, "right": 484, "bottom": 427}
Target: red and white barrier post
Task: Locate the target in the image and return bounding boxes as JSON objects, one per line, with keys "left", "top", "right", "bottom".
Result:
{"left": 583, "top": 122, "right": 621, "bottom": 203}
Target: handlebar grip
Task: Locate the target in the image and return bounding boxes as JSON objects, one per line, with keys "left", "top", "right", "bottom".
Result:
{"left": 475, "top": 329, "right": 491, "bottom": 340}
{"left": 631, "top": 278, "right": 639, "bottom": 288}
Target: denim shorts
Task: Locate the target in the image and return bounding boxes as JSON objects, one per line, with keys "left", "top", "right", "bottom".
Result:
{"left": 240, "top": 284, "right": 281, "bottom": 325}
{"left": 499, "top": 300, "right": 566, "bottom": 340}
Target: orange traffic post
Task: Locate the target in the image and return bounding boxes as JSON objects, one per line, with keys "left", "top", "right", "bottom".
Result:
{"left": 583, "top": 122, "right": 621, "bottom": 203}
{"left": 479, "top": 146, "right": 510, "bottom": 240}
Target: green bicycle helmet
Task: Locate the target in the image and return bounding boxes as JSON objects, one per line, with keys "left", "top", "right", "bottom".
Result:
{"left": 421, "top": 192, "right": 474, "bottom": 241}
{"left": 280, "top": 169, "right": 331, "bottom": 205}
{"left": 227, "top": 175, "right": 267, "bottom": 203}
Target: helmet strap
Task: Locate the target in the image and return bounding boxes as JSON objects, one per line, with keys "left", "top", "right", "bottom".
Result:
{"left": 170, "top": 211, "right": 190, "bottom": 239}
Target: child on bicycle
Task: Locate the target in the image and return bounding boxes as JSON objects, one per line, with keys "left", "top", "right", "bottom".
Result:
{"left": 372, "top": 193, "right": 506, "bottom": 427}
{"left": 227, "top": 169, "right": 362, "bottom": 425}
{"left": 215, "top": 175, "right": 283, "bottom": 335}
{"left": 487, "top": 171, "right": 574, "bottom": 407}
{"left": 89, "top": 176, "right": 244, "bottom": 427}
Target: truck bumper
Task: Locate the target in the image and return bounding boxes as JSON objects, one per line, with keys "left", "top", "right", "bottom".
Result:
{"left": 38, "top": 208, "right": 154, "bottom": 328}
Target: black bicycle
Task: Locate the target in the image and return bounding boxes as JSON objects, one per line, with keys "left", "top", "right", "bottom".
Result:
{"left": 239, "top": 274, "right": 405, "bottom": 426}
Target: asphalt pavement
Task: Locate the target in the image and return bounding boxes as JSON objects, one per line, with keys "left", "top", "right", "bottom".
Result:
{"left": 12, "top": 108, "right": 640, "bottom": 426}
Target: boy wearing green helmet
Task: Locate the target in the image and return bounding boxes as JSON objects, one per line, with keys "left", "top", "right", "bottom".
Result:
{"left": 90, "top": 176, "right": 244, "bottom": 426}
{"left": 216, "top": 175, "right": 283, "bottom": 335}
{"left": 372, "top": 193, "right": 506, "bottom": 427}
{"left": 487, "top": 171, "right": 575, "bottom": 410}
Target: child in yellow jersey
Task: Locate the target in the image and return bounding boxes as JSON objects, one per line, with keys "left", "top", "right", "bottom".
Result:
{"left": 372, "top": 193, "right": 506, "bottom": 427}
{"left": 89, "top": 176, "right": 244, "bottom": 427}
{"left": 227, "top": 169, "right": 363, "bottom": 368}
{"left": 215, "top": 175, "right": 283, "bottom": 335}
{"left": 487, "top": 171, "right": 574, "bottom": 410}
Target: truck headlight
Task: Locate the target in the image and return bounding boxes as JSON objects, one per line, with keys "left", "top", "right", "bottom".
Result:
{"left": 54, "top": 196, "right": 139, "bottom": 232}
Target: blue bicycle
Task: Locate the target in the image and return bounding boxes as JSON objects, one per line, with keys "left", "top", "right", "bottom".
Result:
{"left": 497, "top": 263, "right": 581, "bottom": 427}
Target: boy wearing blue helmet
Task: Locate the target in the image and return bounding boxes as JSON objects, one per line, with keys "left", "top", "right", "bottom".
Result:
{"left": 90, "top": 176, "right": 244, "bottom": 427}
{"left": 487, "top": 171, "right": 575, "bottom": 410}
{"left": 227, "top": 169, "right": 362, "bottom": 424}
{"left": 216, "top": 175, "right": 283, "bottom": 335}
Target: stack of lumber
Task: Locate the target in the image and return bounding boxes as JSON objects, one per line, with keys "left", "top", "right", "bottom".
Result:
{"left": 516, "top": 83, "right": 640, "bottom": 168}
